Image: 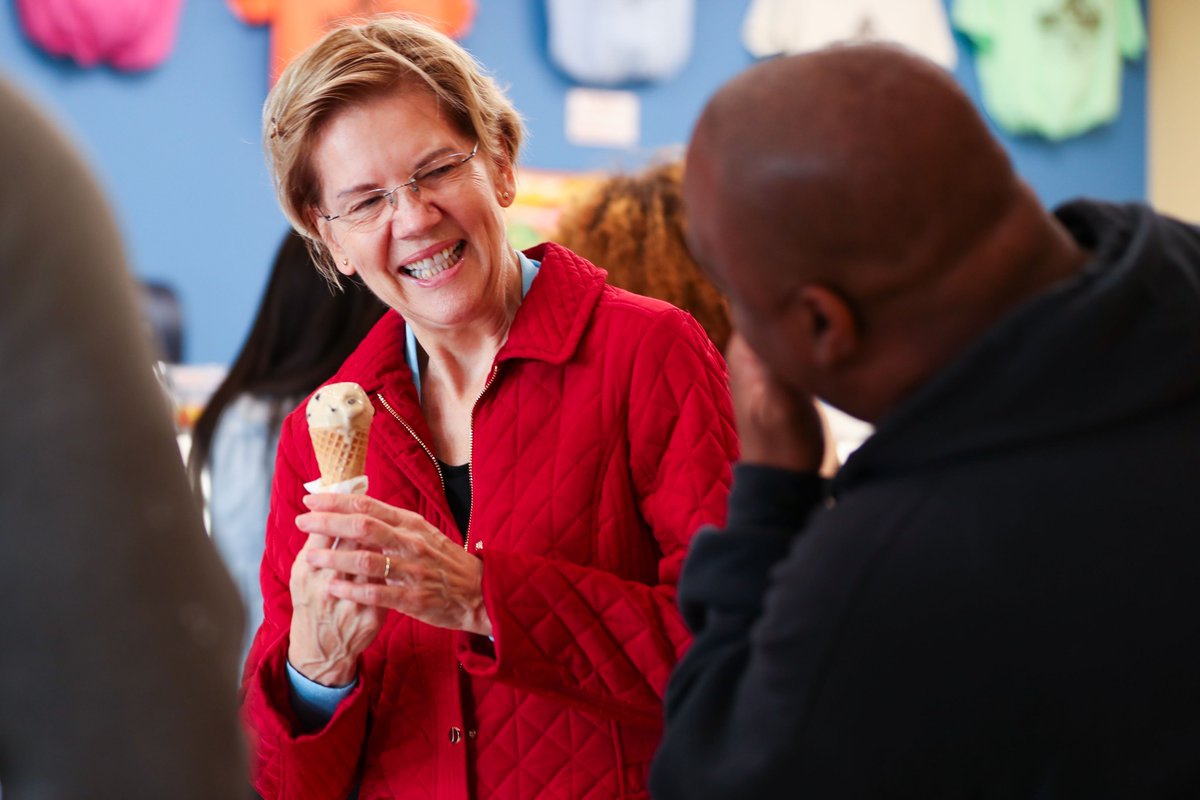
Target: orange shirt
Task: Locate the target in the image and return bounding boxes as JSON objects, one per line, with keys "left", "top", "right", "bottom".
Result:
{"left": 228, "top": 0, "right": 476, "bottom": 84}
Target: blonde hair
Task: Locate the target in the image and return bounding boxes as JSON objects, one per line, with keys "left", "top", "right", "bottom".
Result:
{"left": 263, "top": 15, "right": 525, "bottom": 282}
{"left": 555, "top": 159, "right": 732, "bottom": 351}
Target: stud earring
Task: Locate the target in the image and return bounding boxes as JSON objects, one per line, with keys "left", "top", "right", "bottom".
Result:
{"left": 342, "top": 258, "right": 349, "bottom": 266}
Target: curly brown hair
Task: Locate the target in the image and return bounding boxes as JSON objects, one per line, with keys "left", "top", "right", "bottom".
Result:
{"left": 554, "top": 159, "right": 731, "bottom": 351}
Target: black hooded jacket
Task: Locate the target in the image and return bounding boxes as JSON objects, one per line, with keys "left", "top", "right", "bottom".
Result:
{"left": 652, "top": 201, "right": 1200, "bottom": 799}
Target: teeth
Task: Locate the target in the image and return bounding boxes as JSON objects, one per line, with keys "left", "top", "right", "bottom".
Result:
{"left": 404, "top": 242, "right": 462, "bottom": 280}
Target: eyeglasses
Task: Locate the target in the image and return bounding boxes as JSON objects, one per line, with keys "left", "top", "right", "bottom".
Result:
{"left": 320, "top": 141, "right": 479, "bottom": 232}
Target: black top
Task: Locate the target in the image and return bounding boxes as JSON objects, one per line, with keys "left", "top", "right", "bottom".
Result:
{"left": 437, "top": 459, "right": 471, "bottom": 535}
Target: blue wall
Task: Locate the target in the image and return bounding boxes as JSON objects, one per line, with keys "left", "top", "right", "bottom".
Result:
{"left": 0, "top": 1, "right": 1147, "bottom": 364}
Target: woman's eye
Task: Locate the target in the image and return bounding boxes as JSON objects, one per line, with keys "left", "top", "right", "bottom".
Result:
{"left": 349, "top": 195, "right": 384, "bottom": 215}
{"left": 421, "top": 163, "right": 457, "bottom": 182}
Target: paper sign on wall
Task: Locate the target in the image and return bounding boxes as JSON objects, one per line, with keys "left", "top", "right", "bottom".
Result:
{"left": 564, "top": 88, "right": 640, "bottom": 148}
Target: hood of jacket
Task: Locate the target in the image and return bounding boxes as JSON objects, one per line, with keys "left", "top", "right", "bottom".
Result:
{"left": 836, "top": 201, "right": 1200, "bottom": 489}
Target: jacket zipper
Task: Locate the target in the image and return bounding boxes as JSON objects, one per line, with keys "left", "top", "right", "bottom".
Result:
{"left": 375, "top": 390, "right": 446, "bottom": 497}
{"left": 465, "top": 364, "right": 500, "bottom": 553}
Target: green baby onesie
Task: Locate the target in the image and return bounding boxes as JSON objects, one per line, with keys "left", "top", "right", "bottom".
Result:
{"left": 953, "top": 0, "right": 1145, "bottom": 140}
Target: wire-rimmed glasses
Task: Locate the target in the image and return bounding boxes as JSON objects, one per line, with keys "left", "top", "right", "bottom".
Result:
{"left": 320, "top": 141, "right": 479, "bottom": 233}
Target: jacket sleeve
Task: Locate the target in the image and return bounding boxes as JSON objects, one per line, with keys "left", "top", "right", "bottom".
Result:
{"left": 649, "top": 464, "right": 830, "bottom": 799}
{"left": 240, "top": 414, "right": 371, "bottom": 800}
{"left": 458, "top": 309, "right": 737, "bottom": 726}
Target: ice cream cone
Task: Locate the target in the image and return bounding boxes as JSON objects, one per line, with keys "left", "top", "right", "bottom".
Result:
{"left": 310, "top": 425, "right": 369, "bottom": 486}
{"left": 306, "top": 382, "right": 373, "bottom": 486}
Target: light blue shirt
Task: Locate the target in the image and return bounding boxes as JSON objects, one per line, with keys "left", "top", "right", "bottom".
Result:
{"left": 287, "top": 251, "right": 539, "bottom": 726}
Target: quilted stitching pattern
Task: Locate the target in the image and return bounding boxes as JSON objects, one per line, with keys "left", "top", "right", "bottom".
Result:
{"left": 241, "top": 244, "right": 736, "bottom": 799}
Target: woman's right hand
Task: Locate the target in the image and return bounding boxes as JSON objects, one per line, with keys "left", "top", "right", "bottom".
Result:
{"left": 287, "top": 530, "right": 384, "bottom": 686}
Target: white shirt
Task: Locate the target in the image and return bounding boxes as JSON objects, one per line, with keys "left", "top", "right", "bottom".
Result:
{"left": 743, "top": 0, "right": 957, "bottom": 69}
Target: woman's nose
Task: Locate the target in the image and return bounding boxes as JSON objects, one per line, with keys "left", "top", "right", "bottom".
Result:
{"left": 387, "top": 187, "right": 441, "bottom": 235}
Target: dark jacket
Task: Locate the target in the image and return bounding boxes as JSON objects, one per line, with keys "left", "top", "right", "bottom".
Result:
{"left": 651, "top": 201, "right": 1200, "bottom": 799}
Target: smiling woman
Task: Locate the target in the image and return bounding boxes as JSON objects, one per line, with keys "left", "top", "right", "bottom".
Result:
{"left": 239, "top": 15, "right": 738, "bottom": 800}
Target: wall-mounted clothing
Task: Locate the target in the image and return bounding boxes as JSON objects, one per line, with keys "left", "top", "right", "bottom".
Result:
{"left": 546, "top": 0, "right": 695, "bottom": 86}
{"left": 742, "top": 0, "right": 957, "bottom": 70}
{"left": 227, "top": 0, "right": 476, "bottom": 85}
{"left": 953, "top": 0, "right": 1146, "bottom": 140}
{"left": 16, "top": 0, "right": 184, "bottom": 71}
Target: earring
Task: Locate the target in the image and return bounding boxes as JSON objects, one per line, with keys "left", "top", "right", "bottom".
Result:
{"left": 501, "top": 191, "right": 510, "bottom": 200}
{"left": 342, "top": 258, "right": 349, "bottom": 266}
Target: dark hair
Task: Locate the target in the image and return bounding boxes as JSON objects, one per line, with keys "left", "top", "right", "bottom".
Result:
{"left": 187, "top": 230, "right": 387, "bottom": 488}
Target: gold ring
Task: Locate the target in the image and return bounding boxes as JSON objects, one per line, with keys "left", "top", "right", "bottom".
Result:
{"left": 383, "top": 555, "right": 392, "bottom": 580}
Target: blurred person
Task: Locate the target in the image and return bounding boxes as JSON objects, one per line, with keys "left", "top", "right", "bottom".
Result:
{"left": 242, "top": 15, "right": 736, "bottom": 799}
{"left": 188, "top": 229, "right": 387, "bottom": 661}
{"left": 0, "top": 74, "right": 246, "bottom": 796}
{"left": 554, "top": 157, "right": 732, "bottom": 351}
{"left": 651, "top": 44, "right": 1200, "bottom": 798}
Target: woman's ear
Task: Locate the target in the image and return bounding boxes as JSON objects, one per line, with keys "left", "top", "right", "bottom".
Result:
{"left": 797, "top": 284, "right": 859, "bottom": 368}
{"left": 310, "top": 212, "right": 355, "bottom": 276}
{"left": 493, "top": 157, "right": 517, "bottom": 208}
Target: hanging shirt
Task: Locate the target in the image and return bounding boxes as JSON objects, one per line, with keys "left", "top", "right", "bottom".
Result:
{"left": 953, "top": 0, "right": 1146, "bottom": 141}
{"left": 545, "top": 0, "right": 695, "bottom": 86}
{"left": 227, "top": 0, "right": 477, "bottom": 85}
{"left": 742, "top": 0, "right": 957, "bottom": 70}
{"left": 15, "top": 0, "right": 184, "bottom": 71}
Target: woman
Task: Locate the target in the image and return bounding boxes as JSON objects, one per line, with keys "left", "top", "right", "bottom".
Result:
{"left": 188, "top": 229, "right": 386, "bottom": 661}
{"left": 240, "top": 15, "right": 737, "bottom": 800}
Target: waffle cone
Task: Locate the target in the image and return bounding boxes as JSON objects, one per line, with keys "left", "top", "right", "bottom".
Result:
{"left": 310, "top": 426, "right": 369, "bottom": 486}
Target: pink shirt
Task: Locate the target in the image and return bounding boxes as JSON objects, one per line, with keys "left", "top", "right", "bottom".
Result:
{"left": 16, "top": 0, "right": 184, "bottom": 71}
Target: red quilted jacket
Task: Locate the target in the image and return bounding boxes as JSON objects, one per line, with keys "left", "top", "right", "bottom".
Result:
{"left": 241, "top": 244, "right": 737, "bottom": 799}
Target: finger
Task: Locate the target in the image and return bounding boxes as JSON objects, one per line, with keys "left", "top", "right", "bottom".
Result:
{"left": 327, "top": 577, "right": 395, "bottom": 607}
{"left": 304, "top": 492, "right": 432, "bottom": 530}
{"left": 306, "top": 547, "right": 391, "bottom": 581}
{"left": 296, "top": 509, "right": 393, "bottom": 548}
{"left": 297, "top": 530, "right": 335, "bottom": 552}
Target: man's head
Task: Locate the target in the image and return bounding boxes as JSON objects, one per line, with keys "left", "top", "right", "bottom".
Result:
{"left": 685, "top": 44, "right": 1082, "bottom": 423}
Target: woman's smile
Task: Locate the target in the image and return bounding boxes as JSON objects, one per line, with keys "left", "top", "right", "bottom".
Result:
{"left": 400, "top": 240, "right": 465, "bottom": 282}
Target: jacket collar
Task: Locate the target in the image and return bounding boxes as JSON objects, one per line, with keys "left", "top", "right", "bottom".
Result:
{"left": 499, "top": 242, "right": 608, "bottom": 364}
{"left": 331, "top": 241, "right": 608, "bottom": 397}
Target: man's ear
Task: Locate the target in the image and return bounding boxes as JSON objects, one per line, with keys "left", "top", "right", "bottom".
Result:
{"left": 797, "top": 284, "right": 858, "bottom": 368}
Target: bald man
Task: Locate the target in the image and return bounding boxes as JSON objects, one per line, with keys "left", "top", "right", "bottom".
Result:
{"left": 650, "top": 45, "right": 1200, "bottom": 798}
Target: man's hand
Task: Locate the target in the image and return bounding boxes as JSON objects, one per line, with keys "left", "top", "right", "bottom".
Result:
{"left": 726, "top": 333, "right": 826, "bottom": 473}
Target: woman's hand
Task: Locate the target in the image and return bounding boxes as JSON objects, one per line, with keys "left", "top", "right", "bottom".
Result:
{"left": 287, "top": 528, "right": 384, "bottom": 686}
{"left": 297, "top": 493, "right": 492, "bottom": 638}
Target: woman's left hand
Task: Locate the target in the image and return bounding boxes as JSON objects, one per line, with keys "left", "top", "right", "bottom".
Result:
{"left": 297, "top": 493, "right": 492, "bottom": 637}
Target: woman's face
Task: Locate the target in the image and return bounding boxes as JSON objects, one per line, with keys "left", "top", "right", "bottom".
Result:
{"left": 310, "top": 89, "right": 517, "bottom": 334}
